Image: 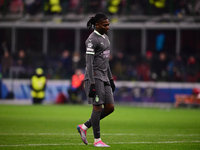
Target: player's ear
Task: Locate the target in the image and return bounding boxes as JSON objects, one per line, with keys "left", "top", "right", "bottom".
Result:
{"left": 95, "top": 23, "right": 99, "bottom": 28}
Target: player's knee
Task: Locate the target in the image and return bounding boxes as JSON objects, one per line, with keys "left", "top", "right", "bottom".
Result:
{"left": 93, "top": 104, "right": 102, "bottom": 112}
{"left": 110, "top": 106, "right": 114, "bottom": 113}
{"left": 107, "top": 106, "right": 114, "bottom": 114}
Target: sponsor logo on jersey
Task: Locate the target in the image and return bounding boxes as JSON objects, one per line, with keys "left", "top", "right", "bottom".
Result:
{"left": 102, "top": 50, "right": 110, "bottom": 58}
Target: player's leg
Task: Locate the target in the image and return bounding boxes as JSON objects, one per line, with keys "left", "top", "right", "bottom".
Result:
{"left": 104, "top": 103, "right": 114, "bottom": 114}
{"left": 92, "top": 104, "right": 110, "bottom": 147}
{"left": 91, "top": 104, "right": 102, "bottom": 141}
{"left": 92, "top": 80, "right": 112, "bottom": 147}
{"left": 103, "top": 83, "right": 115, "bottom": 114}
{"left": 81, "top": 79, "right": 108, "bottom": 128}
{"left": 93, "top": 83, "right": 114, "bottom": 147}
{"left": 77, "top": 80, "right": 91, "bottom": 144}
{"left": 77, "top": 79, "right": 103, "bottom": 145}
{"left": 77, "top": 79, "right": 111, "bottom": 146}
{"left": 33, "top": 98, "right": 42, "bottom": 104}
{"left": 77, "top": 104, "right": 104, "bottom": 145}
{"left": 77, "top": 124, "right": 88, "bottom": 144}
{"left": 83, "top": 103, "right": 114, "bottom": 128}
{"left": 81, "top": 81, "right": 114, "bottom": 129}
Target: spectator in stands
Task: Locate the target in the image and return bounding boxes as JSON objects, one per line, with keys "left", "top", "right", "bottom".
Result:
{"left": 136, "top": 51, "right": 153, "bottom": 81}
{"left": 0, "top": 0, "right": 4, "bottom": 14}
{"left": 112, "top": 51, "right": 128, "bottom": 80}
{"left": 127, "top": 0, "right": 147, "bottom": 15}
{"left": 1, "top": 40, "right": 9, "bottom": 52}
{"left": 173, "top": 0, "right": 191, "bottom": 17}
{"left": 11, "top": 50, "right": 29, "bottom": 78}
{"left": 13, "top": 49, "right": 28, "bottom": 78}
{"left": 55, "top": 88, "right": 68, "bottom": 104}
{"left": 67, "top": 0, "right": 82, "bottom": 14}
{"left": 44, "top": 0, "right": 62, "bottom": 15}
{"left": 100, "top": 0, "right": 107, "bottom": 13}
{"left": 15, "top": 49, "right": 27, "bottom": 67}
{"left": 59, "top": 50, "right": 73, "bottom": 79}
{"left": 0, "top": 0, "right": 10, "bottom": 15}
{"left": 72, "top": 51, "right": 85, "bottom": 71}
{"left": 151, "top": 52, "right": 168, "bottom": 81}
{"left": 1, "top": 50, "right": 13, "bottom": 78}
{"left": 194, "top": 0, "right": 200, "bottom": 15}
{"left": 25, "top": 0, "right": 43, "bottom": 15}
{"left": 149, "top": 0, "right": 167, "bottom": 15}
{"left": 107, "top": 0, "right": 122, "bottom": 16}
{"left": 30, "top": 68, "right": 46, "bottom": 104}
{"left": 67, "top": 69, "right": 85, "bottom": 103}
{"left": 186, "top": 55, "right": 198, "bottom": 82}
{"left": 87, "top": 0, "right": 101, "bottom": 14}
{"left": 169, "top": 55, "right": 185, "bottom": 82}
{"left": 126, "top": 54, "right": 138, "bottom": 81}
{"left": 8, "top": 0, "right": 23, "bottom": 14}
{"left": 0, "top": 40, "right": 10, "bottom": 62}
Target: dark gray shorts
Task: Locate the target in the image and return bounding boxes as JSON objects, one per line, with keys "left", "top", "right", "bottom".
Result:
{"left": 85, "top": 79, "right": 114, "bottom": 105}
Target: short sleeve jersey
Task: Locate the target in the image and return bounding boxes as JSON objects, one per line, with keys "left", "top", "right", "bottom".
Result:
{"left": 84, "top": 30, "right": 112, "bottom": 83}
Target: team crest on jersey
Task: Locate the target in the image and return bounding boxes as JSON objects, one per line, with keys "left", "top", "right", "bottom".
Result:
{"left": 88, "top": 43, "right": 93, "bottom": 48}
{"left": 95, "top": 95, "right": 99, "bottom": 102}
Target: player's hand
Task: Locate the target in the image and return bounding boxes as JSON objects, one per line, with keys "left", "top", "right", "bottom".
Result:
{"left": 89, "top": 84, "right": 96, "bottom": 98}
{"left": 110, "top": 79, "right": 115, "bottom": 92}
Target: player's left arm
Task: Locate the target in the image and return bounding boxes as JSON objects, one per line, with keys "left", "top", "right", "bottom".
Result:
{"left": 107, "top": 64, "right": 115, "bottom": 92}
{"left": 107, "top": 64, "right": 113, "bottom": 80}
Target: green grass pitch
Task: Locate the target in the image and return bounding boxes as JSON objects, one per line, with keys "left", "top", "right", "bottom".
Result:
{"left": 0, "top": 104, "right": 200, "bottom": 150}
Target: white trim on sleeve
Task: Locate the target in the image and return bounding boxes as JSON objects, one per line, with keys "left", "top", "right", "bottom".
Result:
{"left": 86, "top": 52, "right": 95, "bottom": 55}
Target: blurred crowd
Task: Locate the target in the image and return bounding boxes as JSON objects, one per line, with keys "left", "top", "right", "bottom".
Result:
{"left": 1, "top": 0, "right": 200, "bottom": 83}
{"left": 1, "top": 48, "right": 200, "bottom": 83}
{"left": 110, "top": 51, "right": 200, "bottom": 82}
{"left": 0, "top": 0, "right": 200, "bottom": 18}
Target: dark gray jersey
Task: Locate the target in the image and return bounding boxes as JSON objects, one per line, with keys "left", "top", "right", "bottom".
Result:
{"left": 85, "top": 30, "right": 113, "bottom": 83}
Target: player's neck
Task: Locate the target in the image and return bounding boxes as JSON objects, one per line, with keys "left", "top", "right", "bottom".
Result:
{"left": 94, "top": 30, "right": 105, "bottom": 38}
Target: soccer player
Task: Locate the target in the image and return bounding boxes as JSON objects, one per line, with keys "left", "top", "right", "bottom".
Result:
{"left": 77, "top": 13, "right": 115, "bottom": 147}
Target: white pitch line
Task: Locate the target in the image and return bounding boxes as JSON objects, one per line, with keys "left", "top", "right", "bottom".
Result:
{"left": 109, "top": 141, "right": 200, "bottom": 144}
{"left": 0, "top": 141, "right": 200, "bottom": 147}
{"left": 0, "top": 133, "right": 199, "bottom": 136}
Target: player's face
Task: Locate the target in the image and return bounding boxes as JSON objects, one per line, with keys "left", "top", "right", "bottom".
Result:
{"left": 96, "top": 19, "right": 110, "bottom": 35}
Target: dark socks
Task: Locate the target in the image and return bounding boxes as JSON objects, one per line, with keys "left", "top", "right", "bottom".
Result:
{"left": 84, "top": 108, "right": 107, "bottom": 128}
{"left": 91, "top": 110, "right": 101, "bottom": 139}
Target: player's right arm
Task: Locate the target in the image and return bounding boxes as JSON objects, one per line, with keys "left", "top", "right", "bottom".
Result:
{"left": 86, "top": 54, "right": 95, "bottom": 84}
{"left": 85, "top": 37, "right": 98, "bottom": 98}
{"left": 85, "top": 37, "right": 97, "bottom": 84}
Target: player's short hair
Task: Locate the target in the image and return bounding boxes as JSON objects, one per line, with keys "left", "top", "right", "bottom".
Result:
{"left": 86, "top": 13, "right": 108, "bottom": 29}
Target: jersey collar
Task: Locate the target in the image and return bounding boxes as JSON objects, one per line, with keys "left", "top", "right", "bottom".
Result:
{"left": 94, "top": 30, "right": 105, "bottom": 39}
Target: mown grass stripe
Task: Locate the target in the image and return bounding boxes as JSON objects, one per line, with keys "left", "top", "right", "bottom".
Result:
{"left": 0, "top": 133, "right": 199, "bottom": 136}
{"left": 0, "top": 141, "right": 200, "bottom": 147}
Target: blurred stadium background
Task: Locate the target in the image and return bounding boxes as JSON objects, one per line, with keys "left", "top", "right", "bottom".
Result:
{"left": 0, "top": 0, "right": 200, "bottom": 107}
